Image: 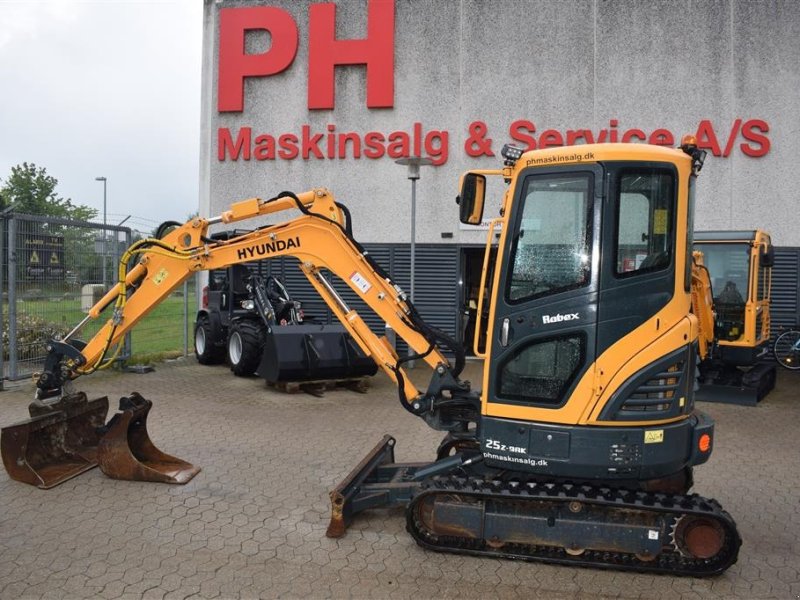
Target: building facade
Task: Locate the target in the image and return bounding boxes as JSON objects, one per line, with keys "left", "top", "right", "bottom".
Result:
{"left": 200, "top": 0, "right": 800, "bottom": 342}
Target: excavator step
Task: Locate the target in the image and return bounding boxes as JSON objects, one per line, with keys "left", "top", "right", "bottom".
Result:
{"left": 1, "top": 393, "right": 108, "bottom": 489}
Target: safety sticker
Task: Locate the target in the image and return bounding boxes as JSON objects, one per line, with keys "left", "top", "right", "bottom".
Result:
{"left": 653, "top": 209, "right": 668, "bottom": 234}
{"left": 350, "top": 271, "right": 372, "bottom": 294}
{"left": 644, "top": 429, "right": 664, "bottom": 444}
{"left": 648, "top": 530, "right": 659, "bottom": 540}
{"left": 152, "top": 268, "right": 169, "bottom": 285}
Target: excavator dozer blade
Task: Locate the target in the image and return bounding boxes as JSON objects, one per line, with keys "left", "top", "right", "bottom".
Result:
{"left": 1, "top": 393, "right": 109, "bottom": 489}
{"left": 97, "top": 392, "right": 200, "bottom": 484}
{"left": 326, "top": 435, "right": 423, "bottom": 538}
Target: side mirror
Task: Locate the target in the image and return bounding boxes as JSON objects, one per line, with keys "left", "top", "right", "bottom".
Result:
{"left": 457, "top": 173, "right": 486, "bottom": 225}
{"left": 760, "top": 244, "right": 775, "bottom": 268}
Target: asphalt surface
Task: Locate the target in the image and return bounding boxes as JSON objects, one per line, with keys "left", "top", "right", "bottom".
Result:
{"left": 0, "top": 358, "right": 798, "bottom": 599}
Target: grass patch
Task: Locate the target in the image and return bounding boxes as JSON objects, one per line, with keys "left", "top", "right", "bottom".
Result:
{"left": 6, "top": 288, "right": 197, "bottom": 366}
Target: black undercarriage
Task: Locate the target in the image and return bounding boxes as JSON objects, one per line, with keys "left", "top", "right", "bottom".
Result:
{"left": 327, "top": 435, "right": 741, "bottom": 577}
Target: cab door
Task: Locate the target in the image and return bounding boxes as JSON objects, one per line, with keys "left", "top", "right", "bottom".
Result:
{"left": 485, "top": 165, "right": 602, "bottom": 423}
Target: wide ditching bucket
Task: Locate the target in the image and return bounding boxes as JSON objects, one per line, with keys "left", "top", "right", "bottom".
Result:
{"left": 1, "top": 392, "right": 109, "bottom": 489}
{"left": 258, "top": 324, "right": 378, "bottom": 384}
{"left": 97, "top": 393, "right": 200, "bottom": 484}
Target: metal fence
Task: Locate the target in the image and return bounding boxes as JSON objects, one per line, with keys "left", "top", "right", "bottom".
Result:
{"left": 0, "top": 213, "right": 194, "bottom": 384}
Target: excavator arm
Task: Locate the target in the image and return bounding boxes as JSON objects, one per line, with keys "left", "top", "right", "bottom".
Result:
{"left": 39, "top": 188, "right": 477, "bottom": 430}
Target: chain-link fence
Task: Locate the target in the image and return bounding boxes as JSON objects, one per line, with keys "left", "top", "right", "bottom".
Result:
{"left": 0, "top": 213, "right": 195, "bottom": 385}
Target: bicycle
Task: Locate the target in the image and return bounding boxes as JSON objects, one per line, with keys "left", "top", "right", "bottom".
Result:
{"left": 773, "top": 326, "right": 800, "bottom": 370}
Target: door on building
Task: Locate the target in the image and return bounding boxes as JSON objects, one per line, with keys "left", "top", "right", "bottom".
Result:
{"left": 460, "top": 246, "right": 497, "bottom": 356}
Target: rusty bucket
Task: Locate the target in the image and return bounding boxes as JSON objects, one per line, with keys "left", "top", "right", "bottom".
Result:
{"left": 97, "top": 393, "right": 200, "bottom": 484}
{"left": 1, "top": 393, "right": 109, "bottom": 489}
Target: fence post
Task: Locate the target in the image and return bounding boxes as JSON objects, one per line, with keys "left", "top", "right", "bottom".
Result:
{"left": 124, "top": 229, "right": 132, "bottom": 361}
{"left": 8, "top": 216, "right": 17, "bottom": 380}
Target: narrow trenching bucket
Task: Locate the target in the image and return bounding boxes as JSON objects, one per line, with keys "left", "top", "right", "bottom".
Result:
{"left": 1, "top": 393, "right": 109, "bottom": 489}
{"left": 258, "top": 323, "right": 378, "bottom": 384}
{"left": 97, "top": 393, "right": 200, "bottom": 484}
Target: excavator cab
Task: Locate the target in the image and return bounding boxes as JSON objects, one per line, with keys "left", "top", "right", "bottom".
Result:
{"left": 474, "top": 149, "right": 705, "bottom": 481}
{"left": 693, "top": 230, "right": 775, "bottom": 403}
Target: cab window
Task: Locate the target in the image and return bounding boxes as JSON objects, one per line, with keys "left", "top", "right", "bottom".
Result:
{"left": 615, "top": 170, "right": 676, "bottom": 276}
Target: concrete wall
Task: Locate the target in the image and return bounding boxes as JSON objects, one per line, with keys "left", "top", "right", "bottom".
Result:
{"left": 201, "top": 0, "right": 800, "bottom": 246}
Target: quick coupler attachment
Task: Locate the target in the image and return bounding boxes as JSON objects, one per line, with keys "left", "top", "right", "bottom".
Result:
{"left": 326, "top": 435, "right": 424, "bottom": 538}
{"left": 1, "top": 393, "right": 109, "bottom": 489}
{"left": 97, "top": 392, "right": 200, "bottom": 485}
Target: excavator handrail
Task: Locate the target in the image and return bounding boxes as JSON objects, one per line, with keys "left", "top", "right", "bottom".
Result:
{"left": 473, "top": 218, "right": 503, "bottom": 358}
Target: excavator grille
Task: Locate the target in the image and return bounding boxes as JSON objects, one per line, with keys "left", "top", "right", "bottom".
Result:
{"left": 619, "top": 361, "right": 685, "bottom": 415}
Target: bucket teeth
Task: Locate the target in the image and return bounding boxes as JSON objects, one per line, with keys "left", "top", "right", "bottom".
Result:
{"left": 97, "top": 392, "right": 200, "bottom": 485}
{"left": 1, "top": 393, "right": 109, "bottom": 489}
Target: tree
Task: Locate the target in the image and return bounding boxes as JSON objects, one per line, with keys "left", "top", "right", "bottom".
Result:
{"left": 0, "top": 162, "right": 97, "bottom": 220}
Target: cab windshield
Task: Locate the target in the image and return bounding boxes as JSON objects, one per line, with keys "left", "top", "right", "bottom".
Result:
{"left": 506, "top": 173, "right": 593, "bottom": 303}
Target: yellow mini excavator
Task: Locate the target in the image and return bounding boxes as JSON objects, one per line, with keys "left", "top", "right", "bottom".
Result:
{"left": 1, "top": 136, "right": 740, "bottom": 576}
{"left": 693, "top": 230, "right": 776, "bottom": 405}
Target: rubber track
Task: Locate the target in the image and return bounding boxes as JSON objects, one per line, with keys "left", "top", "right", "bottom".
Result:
{"left": 406, "top": 474, "right": 741, "bottom": 576}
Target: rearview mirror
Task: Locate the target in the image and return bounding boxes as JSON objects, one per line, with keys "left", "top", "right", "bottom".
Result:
{"left": 457, "top": 173, "right": 486, "bottom": 225}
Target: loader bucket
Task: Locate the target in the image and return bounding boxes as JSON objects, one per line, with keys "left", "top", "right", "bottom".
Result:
{"left": 258, "top": 323, "right": 378, "bottom": 384}
{"left": 97, "top": 392, "right": 200, "bottom": 484}
{"left": 1, "top": 393, "right": 109, "bottom": 489}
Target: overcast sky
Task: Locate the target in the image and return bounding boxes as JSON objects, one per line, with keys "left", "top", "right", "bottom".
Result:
{"left": 0, "top": 0, "right": 203, "bottom": 235}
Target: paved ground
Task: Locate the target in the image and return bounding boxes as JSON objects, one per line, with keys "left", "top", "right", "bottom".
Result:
{"left": 0, "top": 358, "right": 798, "bottom": 599}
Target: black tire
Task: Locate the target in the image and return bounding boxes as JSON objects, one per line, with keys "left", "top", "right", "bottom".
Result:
{"left": 194, "top": 315, "right": 224, "bottom": 365}
{"left": 227, "top": 320, "right": 265, "bottom": 376}
{"left": 773, "top": 329, "right": 800, "bottom": 370}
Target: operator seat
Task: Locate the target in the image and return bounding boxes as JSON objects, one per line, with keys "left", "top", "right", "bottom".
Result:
{"left": 230, "top": 264, "right": 251, "bottom": 299}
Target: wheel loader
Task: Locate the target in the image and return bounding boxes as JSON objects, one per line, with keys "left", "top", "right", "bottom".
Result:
{"left": 1, "top": 136, "right": 740, "bottom": 576}
{"left": 692, "top": 230, "right": 776, "bottom": 404}
{"left": 194, "top": 259, "right": 376, "bottom": 383}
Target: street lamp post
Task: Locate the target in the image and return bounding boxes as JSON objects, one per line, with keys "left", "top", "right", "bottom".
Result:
{"left": 95, "top": 176, "right": 107, "bottom": 287}
{"left": 394, "top": 157, "right": 434, "bottom": 365}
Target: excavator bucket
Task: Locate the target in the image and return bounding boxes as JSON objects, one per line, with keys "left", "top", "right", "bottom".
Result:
{"left": 1, "top": 393, "right": 109, "bottom": 489}
{"left": 97, "top": 393, "right": 200, "bottom": 484}
{"left": 258, "top": 323, "right": 378, "bottom": 384}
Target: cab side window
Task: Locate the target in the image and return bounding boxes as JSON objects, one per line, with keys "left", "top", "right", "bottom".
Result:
{"left": 615, "top": 170, "right": 675, "bottom": 277}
